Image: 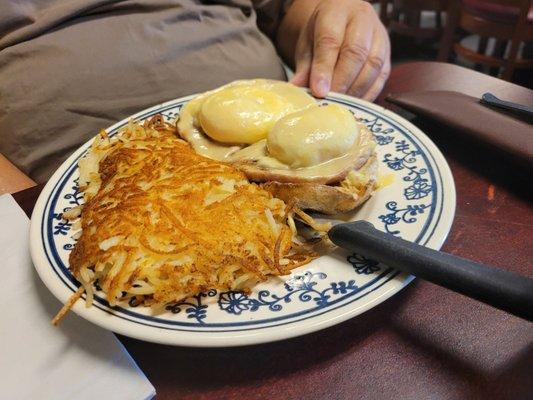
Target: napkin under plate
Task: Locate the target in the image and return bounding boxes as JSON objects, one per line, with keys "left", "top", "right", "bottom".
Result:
{"left": 0, "top": 194, "right": 155, "bottom": 400}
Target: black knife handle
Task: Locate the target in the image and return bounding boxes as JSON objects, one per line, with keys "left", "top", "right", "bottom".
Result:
{"left": 328, "top": 221, "right": 533, "bottom": 321}
{"left": 480, "top": 92, "right": 533, "bottom": 123}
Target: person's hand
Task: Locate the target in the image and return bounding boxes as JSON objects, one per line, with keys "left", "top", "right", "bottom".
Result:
{"left": 279, "top": 0, "right": 390, "bottom": 101}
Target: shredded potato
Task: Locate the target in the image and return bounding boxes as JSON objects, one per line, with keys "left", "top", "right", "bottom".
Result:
{"left": 54, "top": 115, "right": 327, "bottom": 323}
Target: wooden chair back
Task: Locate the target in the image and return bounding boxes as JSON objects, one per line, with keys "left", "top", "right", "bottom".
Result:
{"left": 465, "top": 0, "right": 527, "bottom": 6}
{"left": 438, "top": 0, "right": 533, "bottom": 80}
{"left": 381, "top": 0, "right": 448, "bottom": 40}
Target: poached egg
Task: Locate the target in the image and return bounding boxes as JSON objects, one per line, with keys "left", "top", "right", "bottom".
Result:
{"left": 177, "top": 79, "right": 374, "bottom": 184}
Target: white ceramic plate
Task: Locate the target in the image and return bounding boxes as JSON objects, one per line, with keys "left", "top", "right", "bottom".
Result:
{"left": 30, "top": 92, "right": 455, "bottom": 347}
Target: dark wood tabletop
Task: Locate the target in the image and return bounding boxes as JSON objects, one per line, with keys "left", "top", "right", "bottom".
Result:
{"left": 13, "top": 62, "right": 533, "bottom": 400}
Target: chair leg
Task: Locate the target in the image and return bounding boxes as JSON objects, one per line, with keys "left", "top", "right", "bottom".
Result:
{"left": 411, "top": 10, "right": 422, "bottom": 45}
{"left": 391, "top": 0, "right": 401, "bottom": 22}
{"left": 490, "top": 39, "right": 507, "bottom": 76}
{"left": 438, "top": 0, "right": 460, "bottom": 62}
{"left": 502, "top": 38, "right": 521, "bottom": 81}
{"left": 436, "top": 11, "right": 442, "bottom": 30}
{"left": 476, "top": 37, "right": 488, "bottom": 71}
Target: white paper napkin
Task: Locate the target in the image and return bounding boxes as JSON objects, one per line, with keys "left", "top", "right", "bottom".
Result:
{"left": 0, "top": 194, "right": 155, "bottom": 400}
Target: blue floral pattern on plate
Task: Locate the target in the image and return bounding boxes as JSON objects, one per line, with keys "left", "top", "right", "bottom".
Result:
{"left": 39, "top": 95, "right": 447, "bottom": 333}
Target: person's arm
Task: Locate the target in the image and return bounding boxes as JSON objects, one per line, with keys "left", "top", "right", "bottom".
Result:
{"left": 276, "top": 0, "right": 390, "bottom": 101}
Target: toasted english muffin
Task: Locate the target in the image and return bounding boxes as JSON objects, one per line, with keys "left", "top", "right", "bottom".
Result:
{"left": 261, "top": 154, "right": 378, "bottom": 214}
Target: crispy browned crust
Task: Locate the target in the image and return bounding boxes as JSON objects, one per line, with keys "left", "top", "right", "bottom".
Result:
{"left": 261, "top": 155, "right": 378, "bottom": 215}
{"left": 69, "top": 115, "right": 319, "bottom": 308}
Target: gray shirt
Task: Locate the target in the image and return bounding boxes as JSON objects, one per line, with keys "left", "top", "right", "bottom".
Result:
{"left": 0, "top": 0, "right": 289, "bottom": 182}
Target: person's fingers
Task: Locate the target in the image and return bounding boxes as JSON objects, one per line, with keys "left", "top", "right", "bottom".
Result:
{"left": 330, "top": 6, "right": 374, "bottom": 93}
{"left": 290, "top": 16, "right": 314, "bottom": 87}
{"left": 347, "top": 24, "right": 390, "bottom": 98}
{"left": 361, "top": 60, "right": 390, "bottom": 101}
{"left": 309, "top": 9, "right": 348, "bottom": 97}
{"left": 291, "top": 67, "right": 309, "bottom": 87}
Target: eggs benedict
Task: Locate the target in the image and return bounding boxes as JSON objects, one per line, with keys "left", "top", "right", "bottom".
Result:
{"left": 177, "top": 79, "right": 377, "bottom": 214}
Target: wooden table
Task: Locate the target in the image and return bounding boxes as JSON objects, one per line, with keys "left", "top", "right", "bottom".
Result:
{"left": 11, "top": 62, "right": 533, "bottom": 399}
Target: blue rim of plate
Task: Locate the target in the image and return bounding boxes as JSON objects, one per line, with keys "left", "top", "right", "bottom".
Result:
{"left": 39, "top": 96, "right": 444, "bottom": 332}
